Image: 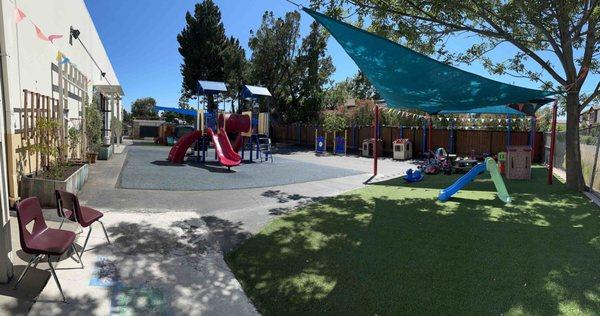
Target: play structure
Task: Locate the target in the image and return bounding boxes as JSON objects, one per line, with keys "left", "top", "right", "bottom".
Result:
{"left": 505, "top": 146, "right": 532, "bottom": 180}
{"left": 163, "top": 81, "right": 272, "bottom": 169}
{"left": 314, "top": 129, "right": 347, "bottom": 155}
{"left": 438, "top": 157, "right": 511, "bottom": 203}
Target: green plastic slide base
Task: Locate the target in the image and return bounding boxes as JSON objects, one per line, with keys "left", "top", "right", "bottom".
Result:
{"left": 485, "top": 157, "right": 511, "bottom": 203}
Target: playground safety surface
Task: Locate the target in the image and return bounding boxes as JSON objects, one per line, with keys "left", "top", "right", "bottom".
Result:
{"left": 117, "top": 145, "right": 363, "bottom": 191}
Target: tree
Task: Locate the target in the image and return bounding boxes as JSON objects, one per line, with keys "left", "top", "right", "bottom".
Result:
{"left": 249, "top": 11, "right": 302, "bottom": 120}
{"left": 131, "top": 97, "right": 158, "bottom": 119}
{"left": 349, "top": 71, "right": 380, "bottom": 100}
{"left": 249, "top": 11, "right": 335, "bottom": 123}
{"left": 294, "top": 21, "right": 336, "bottom": 122}
{"left": 311, "top": 0, "right": 599, "bottom": 190}
{"left": 222, "top": 36, "right": 248, "bottom": 113}
{"left": 122, "top": 109, "right": 133, "bottom": 126}
{"left": 177, "top": 0, "right": 227, "bottom": 110}
{"left": 324, "top": 79, "right": 352, "bottom": 109}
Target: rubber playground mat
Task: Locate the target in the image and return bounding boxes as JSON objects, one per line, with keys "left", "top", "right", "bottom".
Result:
{"left": 117, "top": 146, "right": 364, "bottom": 191}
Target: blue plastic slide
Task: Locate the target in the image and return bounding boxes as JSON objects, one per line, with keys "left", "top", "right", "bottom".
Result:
{"left": 438, "top": 163, "right": 486, "bottom": 202}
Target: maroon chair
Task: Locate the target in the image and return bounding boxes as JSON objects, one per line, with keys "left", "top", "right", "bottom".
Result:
{"left": 55, "top": 190, "right": 110, "bottom": 256}
{"left": 14, "top": 197, "right": 82, "bottom": 303}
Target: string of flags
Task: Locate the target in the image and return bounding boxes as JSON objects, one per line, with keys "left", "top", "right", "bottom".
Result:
{"left": 11, "top": 1, "right": 91, "bottom": 86}
{"left": 13, "top": 5, "right": 63, "bottom": 43}
{"left": 380, "top": 107, "right": 537, "bottom": 125}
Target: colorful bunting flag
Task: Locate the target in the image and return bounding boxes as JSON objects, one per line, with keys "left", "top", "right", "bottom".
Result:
{"left": 34, "top": 25, "right": 49, "bottom": 41}
{"left": 14, "top": 8, "right": 26, "bottom": 24}
{"left": 48, "top": 34, "right": 63, "bottom": 43}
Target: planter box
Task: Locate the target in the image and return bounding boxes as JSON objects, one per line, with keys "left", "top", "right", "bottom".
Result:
{"left": 98, "top": 145, "right": 114, "bottom": 160}
{"left": 20, "top": 164, "right": 89, "bottom": 207}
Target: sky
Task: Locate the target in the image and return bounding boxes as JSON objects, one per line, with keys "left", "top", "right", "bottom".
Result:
{"left": 84, "top": 0, "right": 598, "bottom": 112}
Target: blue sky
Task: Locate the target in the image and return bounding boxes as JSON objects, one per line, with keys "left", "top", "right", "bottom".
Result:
{"left": 85, "top": 0, "right": 597, "bottom": 112}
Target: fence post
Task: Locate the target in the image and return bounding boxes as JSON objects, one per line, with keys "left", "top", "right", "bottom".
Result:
{"left": 422, "top": 119, "right": 427, "bottom": 155}
{"left": 506, "top": 114, "right": 512, "bottom": 147}
{"left": 449, "top": 119, "right": 455, "bottom": 154}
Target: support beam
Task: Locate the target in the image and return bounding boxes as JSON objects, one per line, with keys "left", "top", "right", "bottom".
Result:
{"left": 428, "top": 117, "right": 432, "bottom": 152}
{"left": 373, "top": 105, "right": 379, "bottom": 176}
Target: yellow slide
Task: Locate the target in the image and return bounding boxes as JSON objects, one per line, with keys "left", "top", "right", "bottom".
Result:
{"left": 485, "top": 157, "right": 511, "bottom": 203}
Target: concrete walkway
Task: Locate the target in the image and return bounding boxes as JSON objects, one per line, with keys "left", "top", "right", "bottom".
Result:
{"left": 12, "top": 141, "right": 416, "bottom": 315}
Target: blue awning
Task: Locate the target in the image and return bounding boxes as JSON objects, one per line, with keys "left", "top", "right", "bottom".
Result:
{"left": 155, "top": 106, "right": 197, "bottom": 117}
{"left": 304, "top": 8, "right": 555, "bottom": 115}
{"left": 198, "top": 80, "right": 227, "bottom": 95}
{"left": 242, "top": 85, "right": 272, "bottom": 99}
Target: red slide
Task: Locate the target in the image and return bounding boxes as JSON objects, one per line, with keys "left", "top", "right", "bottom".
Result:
{"left": 206, "top": 128, "right": 242, "bottom": 168}
{"left": 167, "top": 130, "right": 201, "bottom": 163}
{"left": 232, "top": 133, "right": 244, "bottom": 152}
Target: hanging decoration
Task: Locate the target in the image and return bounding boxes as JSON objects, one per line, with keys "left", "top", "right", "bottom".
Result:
{"left": 14, "top": 7, "right": 26, "bottom": 24}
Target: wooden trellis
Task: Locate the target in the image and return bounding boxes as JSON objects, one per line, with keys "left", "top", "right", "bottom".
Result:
{"left": 20, "top": 89, "right": 59, "bottom": 173}
{"left": 53, "top": 58, "right": 89, "bottom": 158}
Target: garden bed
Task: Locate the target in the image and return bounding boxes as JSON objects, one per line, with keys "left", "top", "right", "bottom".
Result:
{"left": 20, "top": 163, "right": 89, "bottom": 207}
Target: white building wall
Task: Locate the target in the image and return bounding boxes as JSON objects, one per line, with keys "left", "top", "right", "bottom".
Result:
{"left": 1, "top": 0, "right": 120, "bottom": 133}
{"left": 0, "top": 0, "right": 122, "bottom": 204}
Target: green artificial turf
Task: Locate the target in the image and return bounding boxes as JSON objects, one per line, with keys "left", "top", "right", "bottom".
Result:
{"left": 226, "top": 166, "right": 600, "bottom": 315}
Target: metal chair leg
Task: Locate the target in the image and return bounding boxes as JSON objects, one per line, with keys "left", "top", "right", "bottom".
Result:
{"left": 99, "top": 220, "right": 111, "bottom": 244}
{"left": 47, "top": 257, "right": 67, "bottom": 303}
{"left": 13, "top": 255, "right": 40, "bottom": 289}
{"left": 71, "top": 244, "right": 84, "bottom": 268}
{"left": 58, "top": 218, "right": 65, "bottom": 230}
{"left": 81, "top": 226, "right": 92, "bottom": 255}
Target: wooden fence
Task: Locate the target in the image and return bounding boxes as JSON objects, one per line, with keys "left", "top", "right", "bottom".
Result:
{"left": 271, "top": 124, "right": 545, "bottom": 162}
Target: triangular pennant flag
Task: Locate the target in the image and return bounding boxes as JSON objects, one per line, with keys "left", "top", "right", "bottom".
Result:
{"left": 48, "top": 34, "right": 63, "bottom": 43}
{"left": 14, "top": 8, "right": 26, "bottom": 24}
{"left": 56, "top": 51, "right": 63, "bottom": 62}
{"left": 34, "top": 25, "right": 49, "bottom": 41}
{"left": 60, "top": 57, "right": 70, "bottom": 65}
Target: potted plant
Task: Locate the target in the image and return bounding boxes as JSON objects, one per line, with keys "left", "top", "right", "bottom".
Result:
{"left": 85, "top": 97, "right": 102, "bottom": 163}
{"left": 20, "top": 117, "right": 89, "bottom": 207}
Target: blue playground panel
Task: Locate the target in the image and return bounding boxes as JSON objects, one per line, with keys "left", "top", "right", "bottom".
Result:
{"left": 334, "top": 136, "right": 345, "bottom": 155}
{"left": 316, "top": 136, "right": 326, "bottom": 154}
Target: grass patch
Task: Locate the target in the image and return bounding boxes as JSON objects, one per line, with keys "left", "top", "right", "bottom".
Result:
{"left": 226, "top": 166, "right": 600, "bottom": 315}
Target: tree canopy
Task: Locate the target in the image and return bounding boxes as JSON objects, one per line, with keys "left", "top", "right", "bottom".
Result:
{"left": 248, "top": 11, "right": 335, "bottom": 123}
{"left": 131, "top": 97, "right": 158, "bottom": 119}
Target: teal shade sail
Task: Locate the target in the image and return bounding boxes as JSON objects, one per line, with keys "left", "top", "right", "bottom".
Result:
{"left": 439, "top": 105, "right": 526, "bottom": 116}
{"left": 304, "top": 8, "right": 554, "bottom": 115}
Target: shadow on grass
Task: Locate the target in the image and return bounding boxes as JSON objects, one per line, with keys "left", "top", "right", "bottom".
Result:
{"left": 226, "top": 167, "right": 600, "bottom": 315}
